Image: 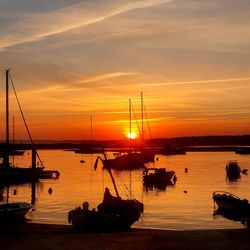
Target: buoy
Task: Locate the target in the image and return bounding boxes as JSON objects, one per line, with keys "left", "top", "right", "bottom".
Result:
{"left": 183, "top": 190, "right": 187, "bottom": 194}
{"left": 48, "top": 188, "right": 53, "bottom": 195}
{"left": 13, "top": 190, "right": 17, "bottom": 195}
{"left": 185, "top": 168, "right": 188, "bottom": 173}
{"left": 242, "top": 169, "right": 248, "bottom": 175}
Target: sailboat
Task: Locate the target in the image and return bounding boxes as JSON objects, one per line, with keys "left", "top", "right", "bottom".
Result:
{"left": 138, "top": 91, "right": 155, "bottom": 162}
{"left": 95, "top": 94, "right": 154, "bottom": 170}
{"left": 68, "top": 153, "right": 144, "bottom": 232}
{"left": 95, "top": 99, "right": 146, "bottom": 170}
{"left": 0, "top": 69, "right": 59, "bottom": 183}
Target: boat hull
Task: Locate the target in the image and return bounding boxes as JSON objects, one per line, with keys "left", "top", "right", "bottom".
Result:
{"left": 69, "top": 189, "right": 144, "bottom": 232}
{"left": 143, "top": 168, "right": 176, "bottom": 190}
{"left": 102, "top": 153, "right": 146, "bottom": 170}
{"left": 0, "top": 166, "right": 45, "bottom": 183}
{"left": 0, "top": 202, "right": 31, "bottom": 220}
{"left": 143, "top": 171, "right": 175, "bottom": 185}
{"left": 0, "top": 166, "right": 60, "bottom": 183}
{"left": 68, "top": 209, "right": 127, "bottom": 232}
{"left": 212, "top": 191, "right": 250, "bottom": 217}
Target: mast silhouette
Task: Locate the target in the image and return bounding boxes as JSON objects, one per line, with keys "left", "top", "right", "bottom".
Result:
{"left": 90, "top": 115, "right": 93, "bottom": 145}
{"left": 12, "top": 116, "right": 15, "bottom": 165}
{"left": 129, "top": 99, "right": 132, "bottom": 151}
{"left": 141, "top": 92, "right": 144, "bottom": 146}
{"left": 6, "top": 69, "right": 10, "bottom": 167}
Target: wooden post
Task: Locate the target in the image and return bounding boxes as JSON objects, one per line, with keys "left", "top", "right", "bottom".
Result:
{"left": 32, "top": 148, "right": 36, "bottom": 169}
{"left": 31, "top": 182, "right": 36, "bottom": 204}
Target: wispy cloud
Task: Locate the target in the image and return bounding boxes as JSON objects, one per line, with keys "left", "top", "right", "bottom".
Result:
{"left": 0, "top": 0, "right": 173, "bottom": 50}
{"left": 145, "top": 77, "right": 250, "bottom": 87}
{"left": 78, "top": 72, "right": 136, "bottom": 84}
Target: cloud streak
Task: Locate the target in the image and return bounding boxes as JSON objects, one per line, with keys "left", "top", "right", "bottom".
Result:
{"left": 144, "top": 77, "right": 250, "bottom": 87}
{"left": 78, "top": 72, "right": 136, "bottom": 84}
{"left": 0, "top": 0, "right": 173, "bottom": 50}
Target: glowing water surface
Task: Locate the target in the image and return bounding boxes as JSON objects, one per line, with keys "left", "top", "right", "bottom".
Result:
{"left": 1, "top": 150, "right": 250, "bottom": 230}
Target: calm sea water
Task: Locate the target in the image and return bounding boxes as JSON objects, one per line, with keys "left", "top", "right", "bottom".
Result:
{"left": 1, "top": 150, "right": 250, "bottom": 230}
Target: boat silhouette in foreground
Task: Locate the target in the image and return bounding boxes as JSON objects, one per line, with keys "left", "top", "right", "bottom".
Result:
{"left": 68, "top": 154, "right": 144, "bottom": 232}
{"left": 0, "top": 202, "right": 31, "bottom": 221}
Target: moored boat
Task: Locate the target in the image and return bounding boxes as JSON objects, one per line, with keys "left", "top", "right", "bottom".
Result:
{"left": 0, "top": 202, "right": 31, "bottom": 220}
{"left": 225, "top": 160, "right": 241, "bottom": 179}
{"left": 235, "top": 147, "right": 250, "bottom": 154}
{"left": 68, "top": 205, "right": 124, "bottom": 232}
{"left": 68, "top": 153, "right": 144, "bottom": 232}
{"left": 0, "top": 149, "right": 24, "bottom": 157}
{"left": 0, "top": 69, "right": 60, "bottom": 183}
{"left": 68, "top": 188, "right": 144, "bottom": 232}
{"left": 98, "top": 151, "right": 146, "bottom": 170}
{"left": 212, "top": 191, "right": 250, "bottom": 217}
{"left": 0, "top": 165, "right": 45, "bottom": 183}
{"left": 143, "top": 168, "right": 176, "bottom": 187}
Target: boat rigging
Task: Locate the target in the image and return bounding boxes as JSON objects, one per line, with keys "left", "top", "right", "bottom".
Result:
{"left": 0, "top": 69, "right": 60, "bottom": 182}
{"left": 68, "top": 152, "right": 144, "bottom": 232}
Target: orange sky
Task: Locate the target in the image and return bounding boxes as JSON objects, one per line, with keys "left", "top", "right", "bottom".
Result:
{"left": 0, "top": 0, "right": 250, "bottom": 140}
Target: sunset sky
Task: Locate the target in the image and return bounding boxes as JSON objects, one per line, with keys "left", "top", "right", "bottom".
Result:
{"left": 0, "top": 0, "right": 250, "bottom": 140}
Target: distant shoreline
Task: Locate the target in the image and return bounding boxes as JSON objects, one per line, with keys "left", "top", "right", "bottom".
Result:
{"left": 1, "top": 134, "right": 250, "bottom": 152}
{"left": 1, "top": 144, "right": 249, "bottom": 152}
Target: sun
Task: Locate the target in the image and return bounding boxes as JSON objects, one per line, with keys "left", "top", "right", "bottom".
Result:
{"left": 127, "top": 132, "right": 137, "bottom": 139}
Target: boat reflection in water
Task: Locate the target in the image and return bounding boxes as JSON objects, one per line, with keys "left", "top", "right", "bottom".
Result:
{"left": 143, "top": 182, "right": 175, "bottom": 192}
{"left": 213, "top": 208, "right": 250, "bottom": 228}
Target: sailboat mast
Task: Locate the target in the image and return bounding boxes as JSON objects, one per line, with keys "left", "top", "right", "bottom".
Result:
{"left": 107, "top": 168, "right": 120, "bottom": 198}
{"left": 13, "top": 116, "right": 15, "bottom": 165}
{"left": 102, "top": 152, "right": 120, "bottom": 197}
{"left": 13, "top": 116, "right": 15, "bottom": 145}
{"left": 129, "top": 99, "right": 132, "bottom": 151}
{"left": 6, "top": 69, "right": 10, "bottom": 166}
{"left": 90, "top": 115, "right": 93, "bottom": 142}
{"left": 141, "top": 91, "right": 144, "bottom": 146}
{"left": 129, "top": 99, "right": 132, "bottom": 198}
